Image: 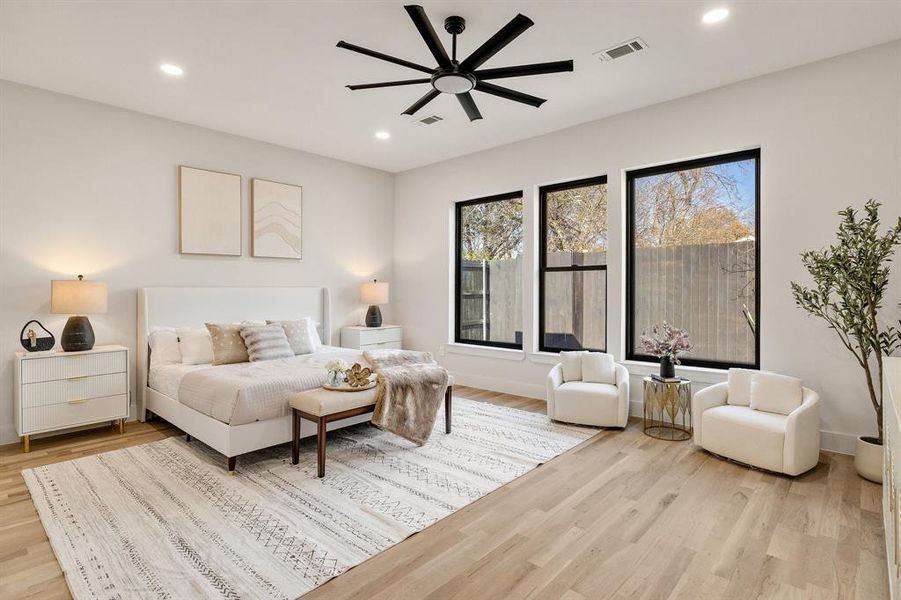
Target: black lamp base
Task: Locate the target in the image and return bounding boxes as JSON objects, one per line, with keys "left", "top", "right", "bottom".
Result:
{"left": 61, "top": 316, "right": 95, "bottom": 352}
{"left": 365, "top": 305, "right": 383, "bottom": 328}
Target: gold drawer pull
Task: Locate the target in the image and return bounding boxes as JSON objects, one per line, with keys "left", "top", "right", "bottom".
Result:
{"left": 67, "top": 398, "right": 88, "bottom": 405}
{"left": 67, "top": 376, "right": 88, "bottom": 382}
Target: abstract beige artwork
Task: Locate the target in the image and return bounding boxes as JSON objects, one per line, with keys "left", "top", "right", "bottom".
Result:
{"left": 178, "top": 166, "right": 242, "bottom": 256}
{"left": 251, "top": 178, "right": 303, "bottom": 259}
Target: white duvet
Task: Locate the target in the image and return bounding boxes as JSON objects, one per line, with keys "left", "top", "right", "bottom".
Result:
{"left": 149, "top": 346, "right": 364, "bottom": 426}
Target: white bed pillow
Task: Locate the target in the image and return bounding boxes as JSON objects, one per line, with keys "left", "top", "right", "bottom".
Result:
{"left": 560, "top": 351, "right": 587, "bottom": 382}
{"left": 241, "top": 325, "right": 294, "bottom": 362}
{"left": 582, "top": 352, "right": 616, "bottom": 385}
{"left": 750, "top": 372, "right": 803, "bottom": 415}
{"left": 266, "top": 319, "right": 316, "bottom": 355}
{"left": 304, "top": 317, "right": 323, "bottom": 350}
{"left": 727, "top": 368, "right": 758, "bottom": 406}
{"left": 149, "top": 328, "right": 181, "bottom": 368}
{"left": 176, "top": 327, "right": 214, "bottom": 365}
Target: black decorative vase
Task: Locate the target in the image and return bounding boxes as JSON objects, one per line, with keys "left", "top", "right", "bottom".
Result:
{"left": 365, "top": 305, "right": 383, "bottom": 328}
{"left": 659, "top": 355, "right": 675, "bottom": 378}
{"left": 61, "top": 316, "right": 95, "bottom": 352}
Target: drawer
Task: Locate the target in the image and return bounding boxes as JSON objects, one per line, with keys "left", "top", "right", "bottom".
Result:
{"left": 22, "top": 394, "right": 128, "bottom": 434}
{"left": 360, "top": 340, "right": 402, "bottom": 352}
{"left": 359, "top": 328, "right": 401, "bottom": 345}
{"left": 21, "top": 372, "right": 128, "bottom": 408}
{"left": 21, "top": 351, "right": 126, "bottom": 384}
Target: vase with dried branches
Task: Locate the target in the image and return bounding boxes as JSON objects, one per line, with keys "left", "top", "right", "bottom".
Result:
{"left": 640, "top": 322, "right": 693, "bottom": 378}
{"left": 791, "top": 199, "right": 901, "bottom": 482}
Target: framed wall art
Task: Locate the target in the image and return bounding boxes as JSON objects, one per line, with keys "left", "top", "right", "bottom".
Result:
{"left": 251, "top": 178, "right": 302, "bottom": 259}
{"left": 178, "top": 165, "right": 242, "bottom": 256}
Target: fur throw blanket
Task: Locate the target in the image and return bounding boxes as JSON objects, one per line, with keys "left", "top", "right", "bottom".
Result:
{"left": 364, "top": 350, "right": 449, "bottom": 446}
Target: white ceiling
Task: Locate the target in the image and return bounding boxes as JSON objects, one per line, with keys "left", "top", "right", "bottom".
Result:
{"left": 2, "top": 1, "right": 900, "bottom": 173}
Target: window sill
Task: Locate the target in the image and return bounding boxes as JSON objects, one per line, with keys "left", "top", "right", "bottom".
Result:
{"left": 446, "top": 343, "right": 526, "bottom": 361}
{"left": 528, "top": 351, "right": 561, "bottom": 365}
{"left": 621, "top": 360, "right": 727, "bottom": 384}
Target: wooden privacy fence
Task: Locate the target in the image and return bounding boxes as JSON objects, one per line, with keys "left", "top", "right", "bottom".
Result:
{"left": 633, "top": 240, "right": 756, "bottom": 364}
{"left": 460, "top": 240, "right": 755, "bottom": 364}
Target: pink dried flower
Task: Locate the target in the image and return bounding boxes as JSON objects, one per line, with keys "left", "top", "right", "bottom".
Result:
{"left": 639, "top": 322, "right": 693, "bottom": 363}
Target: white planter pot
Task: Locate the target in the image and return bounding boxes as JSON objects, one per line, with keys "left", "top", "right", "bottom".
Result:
{"left": 854, "top": 436, "right": 883, "bottom": 484}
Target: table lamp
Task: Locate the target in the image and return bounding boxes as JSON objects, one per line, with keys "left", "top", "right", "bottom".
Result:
{"left": 51, "top": 275, "right": 108, "bottom": 351}
{"left": 360, "top": 279, "right": 389, "bottom": 328}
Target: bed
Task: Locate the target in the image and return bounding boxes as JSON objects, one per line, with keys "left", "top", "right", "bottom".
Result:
{"left": 137, "top": 286, "right": 373, "bottom": 472}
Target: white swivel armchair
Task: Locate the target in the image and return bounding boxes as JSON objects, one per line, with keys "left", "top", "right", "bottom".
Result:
{"left": 693, "top": 369, "right": 820, "bottom": 476}
{"left": 547, "top": 352, "right": 630, "bottom": 428}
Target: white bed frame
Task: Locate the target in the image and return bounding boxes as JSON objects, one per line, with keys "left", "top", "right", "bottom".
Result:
{"left": 136, "top": 286, "right": 369, "bottom": 472}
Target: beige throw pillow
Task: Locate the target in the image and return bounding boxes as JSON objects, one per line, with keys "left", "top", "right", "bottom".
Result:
{"left": 205, "top": 323, "right": 249, "bottom": 365}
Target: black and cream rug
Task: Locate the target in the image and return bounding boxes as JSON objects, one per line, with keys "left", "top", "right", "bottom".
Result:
{"left": 23, "top": 397, "right": 594, "bottom": 599}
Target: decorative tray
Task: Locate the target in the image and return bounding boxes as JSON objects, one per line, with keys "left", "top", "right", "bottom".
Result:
{"left": 322, "top": 380, "right": 377, "bottom": 392}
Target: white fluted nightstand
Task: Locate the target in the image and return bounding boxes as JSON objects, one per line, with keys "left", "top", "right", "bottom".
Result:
{"left": 13, "top": 345, "right": 129, "bottom": 452}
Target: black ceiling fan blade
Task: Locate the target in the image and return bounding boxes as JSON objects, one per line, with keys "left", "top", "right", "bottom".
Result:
{"left": 404, "top": 5, "right": 452, "bottom": 69}
{"left": 475, "top": 60, "right": 573, "bottom": 81}
{"left": 475, "top": 81, "right": 546, "bottom": 108}
{"left": 347, "top": 78, "right": 431, "bottom": 90}
{"left": 337, "top": 41, "right": 434, "bottom": 74}
{"left": 401, "top": 89, "right": 441, "bottom": 115}
{"left": 456, "top": 92, "right": 483, "bottom": 121}
{"left": 460, "top": 13, "right": 534, "bottom": 71}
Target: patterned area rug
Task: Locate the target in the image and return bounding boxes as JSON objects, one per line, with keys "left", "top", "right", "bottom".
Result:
{"left": 23, "top": 397, "right": 594, "bottom": 599}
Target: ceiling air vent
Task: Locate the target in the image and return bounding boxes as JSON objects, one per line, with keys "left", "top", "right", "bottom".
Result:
{"left": 595, "top": 37, "right": 647, "bottom": 61}
{"left": 416, "top": 115, "right": 444, "bottom": 126}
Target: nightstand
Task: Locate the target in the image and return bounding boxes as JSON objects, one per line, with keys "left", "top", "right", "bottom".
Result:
{"left": 340, "top": 325, "right": 402, "bottom": 352}
{"left": 14, "top": 344, "right": 129, "bottom": 452}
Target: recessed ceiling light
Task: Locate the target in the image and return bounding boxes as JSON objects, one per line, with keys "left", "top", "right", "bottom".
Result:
{"left": 160, "top": 63, "right": 184, "bottom": 77}
{"left": 702, "top": 7, "right": 729, "bottom": 24}
{"left": 375, "top": 131, "right": 390, "bottom": 140}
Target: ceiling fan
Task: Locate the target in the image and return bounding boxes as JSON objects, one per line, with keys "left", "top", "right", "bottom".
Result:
{"left": 337, "top": 5, "right": 574, "bottom": 121}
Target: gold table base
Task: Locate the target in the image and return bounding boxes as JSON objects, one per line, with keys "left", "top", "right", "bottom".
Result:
{"left": 643, "top": 377, "right": 692, "bottom": 441}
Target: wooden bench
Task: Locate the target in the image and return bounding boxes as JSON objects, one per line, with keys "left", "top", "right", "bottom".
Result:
{"left": 290, "top": 383, "right": 453, "bottom": 477}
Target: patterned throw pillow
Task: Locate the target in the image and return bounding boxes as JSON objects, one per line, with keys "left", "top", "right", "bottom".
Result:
{"left": 266, "top": 319, "right": 316, "bottom": 355}
{"left": 205, "top": 323, "right": 249, "bottom": 365}
{"left": 240, "top": 325, "right": 294, "bottom": 362}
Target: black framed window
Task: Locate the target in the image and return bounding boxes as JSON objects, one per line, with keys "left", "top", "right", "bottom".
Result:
{"left": 539, "top": 176, "right": 608, "bottom": 352}
{"left": 626, "top": 149, "right": 760, "bottom": 369}
{"left": 455, "top": 191, "right": 523, "bottom": 349}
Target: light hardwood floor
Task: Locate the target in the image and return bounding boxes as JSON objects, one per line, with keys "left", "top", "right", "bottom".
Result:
{"left": 0, "top": 386, "right": 888, "bottom": 599}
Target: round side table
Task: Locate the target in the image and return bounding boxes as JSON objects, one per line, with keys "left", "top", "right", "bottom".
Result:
{"left": 642, "top": 377, "right": 692, "bottom": 441}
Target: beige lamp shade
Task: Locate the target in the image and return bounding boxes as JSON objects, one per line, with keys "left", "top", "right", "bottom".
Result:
{"left": 51, "top": 277, "right": 108, "bottom": 315}
{"left": 361, "top": 280, "right": 389, "bottom": 305}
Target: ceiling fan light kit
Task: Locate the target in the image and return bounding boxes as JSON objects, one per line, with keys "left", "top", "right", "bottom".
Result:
{"left": 337, "top": 4, "right": 574, "bottom": 122}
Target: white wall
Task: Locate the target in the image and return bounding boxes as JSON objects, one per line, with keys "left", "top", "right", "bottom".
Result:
{"left": 393, "top": 41, "right": 901, "bottom": 454}
{"left": 0, "top": 81, "right": 395, "bottom": 444}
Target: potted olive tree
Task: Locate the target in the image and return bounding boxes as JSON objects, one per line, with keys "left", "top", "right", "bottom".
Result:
{"left": 791, "top": 200, "right": 901, "bottom": 483}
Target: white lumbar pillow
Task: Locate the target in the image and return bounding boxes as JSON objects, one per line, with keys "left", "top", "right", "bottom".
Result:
{"left": 560, "top": 351, "right": 587, "bottom": 382}
{"left": 727, "top": 368, "right": 759, "bottom": 406}
{"left": 148, "top": 327, "right": 181, "bottom": 367}
{"left": 176, "top": 327, "right": 214, "bottom": 365}
{"left": 582, "top": 352, "right": 616, "bottom": 385}
{"left": 749, "top": 372, "right": 803, "bottom": 415}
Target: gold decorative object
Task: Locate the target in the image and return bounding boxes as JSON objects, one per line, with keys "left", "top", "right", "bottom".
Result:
{"left": 345, "top": 363, "right": 373, "bottom": 388}
{"left": 642, "top": 377, "right": 692, "bottom": 441}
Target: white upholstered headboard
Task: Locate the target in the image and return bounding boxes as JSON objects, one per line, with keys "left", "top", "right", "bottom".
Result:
{"left": 136, "top": 286, "right": 330, "bottom": 419}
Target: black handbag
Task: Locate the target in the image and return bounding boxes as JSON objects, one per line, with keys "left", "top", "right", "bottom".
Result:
{"left": 20, "top": 320, "right": 55, "bottom": 352}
